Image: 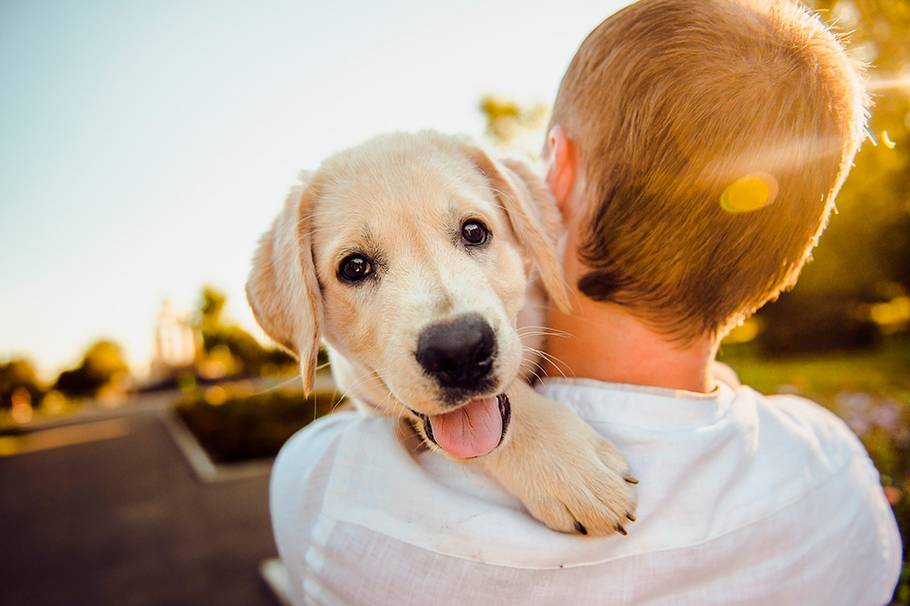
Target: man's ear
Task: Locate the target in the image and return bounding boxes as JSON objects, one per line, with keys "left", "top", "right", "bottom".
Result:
{"left": 246, "top": 176, "right": 323, "bottom": 395}
{"left": 544, "top": 125, "right": 578, "bottom": 219}
{"left": 462, "top": 143, "right": 572, "bottom": 313}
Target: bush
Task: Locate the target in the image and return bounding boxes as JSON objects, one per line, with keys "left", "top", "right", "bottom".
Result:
{"left": 53, "top": 340, "right": 130, "bottom": 397}
{"left": 0, "top": 359, "right": 44, "bottom": 409}
{"left": 757, "top": 293, "right": 879, "bottom": 356}
{"left": 175, "top": 388, "right": 343, "bottom": 463}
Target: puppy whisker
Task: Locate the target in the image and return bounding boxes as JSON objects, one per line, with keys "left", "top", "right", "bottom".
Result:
{"left": 517, "top": 325, "right": 571, "bottom": 339}
{"left": 250, "top": 373, "right": 303, "bottom": 397}
{"left": 519, "top": 352, "right": 551, "bottom": 383}
{"left": 523, "top": 345, "right": 573, "bottom": 379}
{"left": 519, "top": 359, "right": 546, "bottom": 385}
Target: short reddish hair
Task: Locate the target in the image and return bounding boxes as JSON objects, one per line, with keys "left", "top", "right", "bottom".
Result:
{"left": 551, "top": 0, "right": 867, "bottom": 339}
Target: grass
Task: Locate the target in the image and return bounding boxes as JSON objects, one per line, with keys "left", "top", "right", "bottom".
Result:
{"left": 718, "top": 338, "right": 910, "bottom": 410}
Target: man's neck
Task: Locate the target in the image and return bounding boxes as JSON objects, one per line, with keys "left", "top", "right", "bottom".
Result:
{"left": 545, "top": 297, "right": 719, "bottom": 394}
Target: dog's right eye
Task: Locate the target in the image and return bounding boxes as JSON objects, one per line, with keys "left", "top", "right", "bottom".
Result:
{"left": 461, "top": 219, "right": 490, "bottom": 246}
{"left": 338, "top": 254, "right": 373, "bottom": 283}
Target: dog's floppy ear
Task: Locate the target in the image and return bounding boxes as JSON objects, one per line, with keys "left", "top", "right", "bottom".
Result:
{"left": 462, "top": 145, "right": 572, "bottom": 313}
{"left": 246, "top": 177, "right": 323, "bottom": 395}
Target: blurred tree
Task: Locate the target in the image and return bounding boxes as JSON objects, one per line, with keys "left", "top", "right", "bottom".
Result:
{"left": 195, "top": 285, "right": 294, "bottom": 378}
{"left": 199, "top": 285, "right": 227, "bottom": 334}
{"left": 479, "top": 95, "right": 549, "bottom": 155}
{"left": 757, "top": 0, "right": 910, "bottom": 353}
{"left": 0, "top": 358, "right": 44, "bottom": 409}
{"left": 53, "top": 340, "right": 130, "bottom": 397}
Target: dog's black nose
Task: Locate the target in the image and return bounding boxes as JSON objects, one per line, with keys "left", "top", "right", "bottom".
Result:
{"left": 415, "top": 314, "right": 496, "bottom": 390}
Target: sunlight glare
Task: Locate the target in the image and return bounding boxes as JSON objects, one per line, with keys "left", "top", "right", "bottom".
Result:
{"left": 720, "top": 172, "right": 778, "bottom": 214}
{"left": 868, "top": 76, "right": 910, "bottom": 92}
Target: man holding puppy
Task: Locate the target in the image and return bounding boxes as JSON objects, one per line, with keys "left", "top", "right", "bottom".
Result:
{"left": 271, "top": 0, "right": 901, "bottom": 603}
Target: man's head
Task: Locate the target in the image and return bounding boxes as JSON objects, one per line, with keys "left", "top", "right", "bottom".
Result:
{"left": 545, "top": 0, "right": 867, "bottom": 341}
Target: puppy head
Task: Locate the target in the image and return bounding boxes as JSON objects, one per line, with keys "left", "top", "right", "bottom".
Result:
{"left": 247, "top": 132, "right": 568, "bottom": 456}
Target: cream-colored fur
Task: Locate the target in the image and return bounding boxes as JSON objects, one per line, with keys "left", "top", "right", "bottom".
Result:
{"left": 247, "top": 131, "right": 636, "bottom": 535}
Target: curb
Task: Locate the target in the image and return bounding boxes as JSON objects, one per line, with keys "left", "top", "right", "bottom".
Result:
{"left": 159, "top": 408, "right": 273, "bottom": 483}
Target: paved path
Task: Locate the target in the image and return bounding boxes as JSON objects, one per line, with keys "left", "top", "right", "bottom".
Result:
{"left": 0, "top": 413, "right": 279, "bottom": 606}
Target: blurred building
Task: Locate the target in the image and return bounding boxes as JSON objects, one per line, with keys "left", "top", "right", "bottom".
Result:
{"left": 149, "top": 299, "right": 199, "bottom": 383}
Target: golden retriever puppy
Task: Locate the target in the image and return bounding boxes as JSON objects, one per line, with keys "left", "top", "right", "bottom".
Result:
{"left": 247, "top": 131, "right": 637, "bottom": 535}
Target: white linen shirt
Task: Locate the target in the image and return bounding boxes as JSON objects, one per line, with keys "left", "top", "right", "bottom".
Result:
{"left": 271, "top": 379, "right": 902, "bottom": 605}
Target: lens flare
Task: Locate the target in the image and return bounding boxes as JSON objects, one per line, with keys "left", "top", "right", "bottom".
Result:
{"left": 868, "top": 76, "right": 910, "bottom": 92}
{"left": 720, "top": 172, "right": 778, "bottom": 213}
{"left": 865, "top": 126, "right": 878, "bottom": 147}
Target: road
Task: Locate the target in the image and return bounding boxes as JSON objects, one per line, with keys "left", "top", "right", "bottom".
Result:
{"left": 0, "top": 411, "right": 279, "bottom": 606}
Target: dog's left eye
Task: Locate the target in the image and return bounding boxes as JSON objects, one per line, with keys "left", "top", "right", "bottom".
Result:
{"left": 338, "top": 254, "right": 373, "bottom": 283}
{"left": 461, "top": 219, "right": 490, "bottom": 246}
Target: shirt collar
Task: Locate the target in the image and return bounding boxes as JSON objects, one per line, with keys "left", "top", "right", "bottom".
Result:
{"left": 537, "top": 377, "right": 735, "bottom": 431}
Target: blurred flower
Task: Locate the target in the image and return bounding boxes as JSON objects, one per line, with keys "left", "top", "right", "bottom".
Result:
{"left": 846, "top": 413, "right": 871, "bottom": 436}
{"left": 884, "top": 485, "right": 902, "bottom": 505}
{"left": 868, "top": 400, "right": 902, "bottom": 432}
{"left": 836, "top": 390, "right": 874, "bottom": 415}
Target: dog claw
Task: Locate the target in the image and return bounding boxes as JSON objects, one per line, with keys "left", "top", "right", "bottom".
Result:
{"left": 624, "top": 475, "right": 639, "bottom": 484}
{"left": 626, "top": 512, "right": 636, "bottom": 522}
{"left": 574, "top": 521, "right": 588, "bottom": 535}
{"left": 616, "top": 525, "right": 627, "bottom": 536}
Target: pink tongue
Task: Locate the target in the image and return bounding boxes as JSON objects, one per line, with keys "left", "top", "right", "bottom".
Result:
{"left": 429, "top": 396, "right": 502, "bottom": 459}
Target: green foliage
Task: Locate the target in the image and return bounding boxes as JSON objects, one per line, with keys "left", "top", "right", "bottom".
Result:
{"left": 796, "top": 0, "right": 910, "bottom": 298}
{"left": 53, "top": 340, "right": 129, "bottom": 397}
{"left": 199, "top": 285, "right": 228, "bottom": 333}
{"left": 194, "top": 285, "right": 295, "bottom": 377}
{"left": 757, "top": 293, "right": 879, "bottom": 354}
{"left": 0, "top": 358, "right": 44, "bottom": 409}
{"left": 479, "top": 95, "right": 549, "bottom": 154}
{"left": 757, "top": 0, "right": 910, "bottom": 352}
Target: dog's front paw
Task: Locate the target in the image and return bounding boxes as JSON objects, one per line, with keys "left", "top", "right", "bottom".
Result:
{"left": 521, "top": 424, "right": 638, "bottom": 536}
{"left": 480, "top": 386, "right": 637, "bottom": 537}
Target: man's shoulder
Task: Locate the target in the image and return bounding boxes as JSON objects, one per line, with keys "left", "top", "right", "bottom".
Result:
{"left": 743, "top": 386, "right": 869, "bottom": 467}
{"left": 716, "top": 363, "right": 866, "bottom": 462}
{"left": 276, "top": 409, "right": 365, "bottom": 461}
{"left": 745, "top": 387, "right": 902, "bottom": 600}
{"left": 272, "top": 410, "right": 395, "bottom": 495}
{"left": 733, "top": 387, "right": 896, "bottom": 546}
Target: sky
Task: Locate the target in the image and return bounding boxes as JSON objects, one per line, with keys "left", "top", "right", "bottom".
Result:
{"left": 0, "top": 0, "right": 629, "bottom": 379}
